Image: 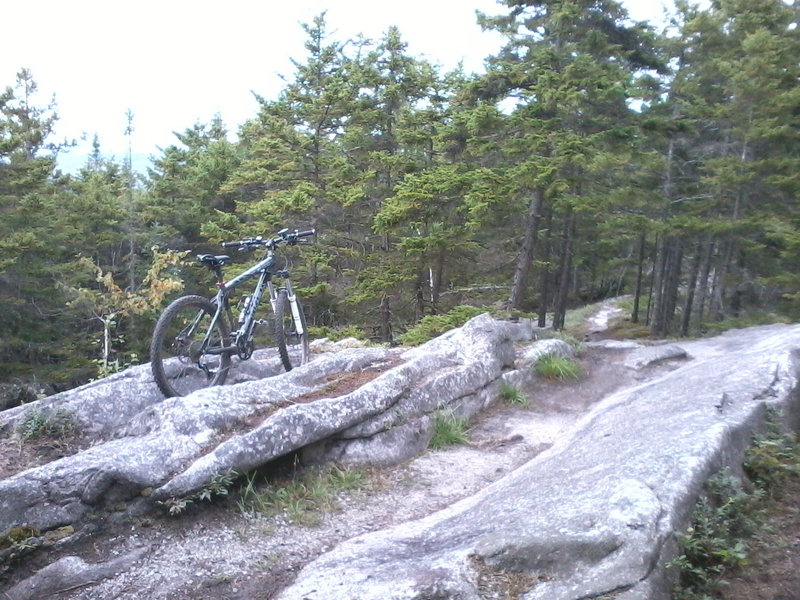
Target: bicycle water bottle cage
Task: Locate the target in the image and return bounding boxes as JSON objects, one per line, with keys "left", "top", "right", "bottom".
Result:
{"left": 197, "top": 254, "right": 231, "bottom": 268}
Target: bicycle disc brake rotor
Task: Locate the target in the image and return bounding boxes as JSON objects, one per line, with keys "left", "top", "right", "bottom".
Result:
{"left": 173, "top": 337, "right": 205, "bottom": 363}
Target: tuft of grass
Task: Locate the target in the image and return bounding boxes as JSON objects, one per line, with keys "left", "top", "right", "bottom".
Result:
{"left": 238, "top": 465, "right": 367, "bottom": 526}
{"left": 15, "top": 407, "right": 76, "bottom": 442}
{"left": 429, "top": 410, "right": 470, "bottom": 449}
{"left": 500, "top": 383, "right": 530, "bottom": 408}
{"left": 534, "top": 355, "right": 583, "bottom": 381}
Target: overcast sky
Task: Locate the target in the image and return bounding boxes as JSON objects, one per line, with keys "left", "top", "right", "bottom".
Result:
{"left": 1, "top": 0, "right": 674, "bottom": 172}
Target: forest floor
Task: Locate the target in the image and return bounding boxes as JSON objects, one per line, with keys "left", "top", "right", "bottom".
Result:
{"left": 2, "top": 302, "right": 800, "bottom": 599}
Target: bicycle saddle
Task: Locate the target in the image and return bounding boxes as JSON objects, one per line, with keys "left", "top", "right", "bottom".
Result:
{"left": 197, "top": 254, "right": 231, "bottom": 267}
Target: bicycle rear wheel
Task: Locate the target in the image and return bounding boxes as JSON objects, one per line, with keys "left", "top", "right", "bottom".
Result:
{"left": 275, "top": 289, "right": 309, "bottom": 371}
{"left": 150, "top": 295, "right": 231, "bottom": 398}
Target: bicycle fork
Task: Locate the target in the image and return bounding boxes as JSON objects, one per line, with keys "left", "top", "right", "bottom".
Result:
{"left": 283, "top": 281, "right": 306, "bottom": 336}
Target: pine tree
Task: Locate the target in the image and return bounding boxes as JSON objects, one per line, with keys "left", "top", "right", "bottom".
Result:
{"left": 475, "top": 0, "right": 663, "bottom": 326}
{"left": 0, "top": 69, "right": 74, "bottom": 382}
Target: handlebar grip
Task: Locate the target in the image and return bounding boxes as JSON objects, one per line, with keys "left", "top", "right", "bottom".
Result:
{"left": 296, "top": 229, "right": 316, "bottom": 238}
{"left": 221, "top": 241, "right": 242, "bottom": 248}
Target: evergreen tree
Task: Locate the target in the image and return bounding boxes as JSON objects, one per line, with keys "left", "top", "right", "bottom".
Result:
{"left": 475, "top": 0, "right": 663, "bottom": 327}
{"left": 146, "top": 116, "right": 241, "bottom": 247}
{"left": 0, "top": 69, "right": 75, "bottom": 383}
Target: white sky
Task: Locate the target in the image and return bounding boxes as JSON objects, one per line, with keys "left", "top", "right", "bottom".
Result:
{"left": 1, "top": 0, "right": 674, "bottom": 171}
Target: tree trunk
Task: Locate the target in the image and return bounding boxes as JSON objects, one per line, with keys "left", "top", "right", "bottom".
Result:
{"left": 379, "top": 295, "right": 392, "bottom": 344}
{"left": 711, "top": 239, "right": 735, "bottom": 320}
{"left": 537, "top": 209, "right": 553, "bottom": 328}
{"left": 414, "top": 267, "right": 426, "bottom": 321}
{"left": 651, "top": 236, "right": 683, "bottom": 337}
{"left": 552, "top": 208, "right": 575, "bottom": 330}
{"left": 649, "top": 234, "right": 666, "bottom": 330}
{"left": 680, "top": 242, "right": 703, "bottom": 336}
{"left": 632, "top": 232, "right": 646, "bottom": 323}
{"left": 694, "top": 238, "right": 714, "bottom": 324}
{"left": 509, "top": 187, "right": 545, "bottom": 310}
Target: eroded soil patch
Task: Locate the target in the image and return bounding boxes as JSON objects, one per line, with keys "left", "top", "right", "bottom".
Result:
{"left": 0, "top": 432, "right": 93, "bottom": 481}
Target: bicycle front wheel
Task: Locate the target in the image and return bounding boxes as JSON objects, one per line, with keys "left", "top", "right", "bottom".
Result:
{"left": 150, "top": 295, "right": 231, "bottom": 398}
{"left": 275, "top": 289, "right": 309, "bottom": 371}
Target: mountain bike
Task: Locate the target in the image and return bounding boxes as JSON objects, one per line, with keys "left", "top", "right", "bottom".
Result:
{"left": 150, "top": 228, "right": 314, "bottom": 398}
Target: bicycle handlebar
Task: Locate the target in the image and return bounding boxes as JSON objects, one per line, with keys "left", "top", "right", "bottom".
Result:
{"left": 221, "top": 228, "right": 316, "bottom": 249}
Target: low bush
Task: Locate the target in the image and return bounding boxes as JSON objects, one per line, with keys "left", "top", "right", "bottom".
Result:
{"left": 399, "top": 306, "right": 486, "bottom": 346}
{"left": 668, "top": 425, "right": 800, "bottom": 599}
{"left": 15, "top": 407, "right": 76, "bottom": 442}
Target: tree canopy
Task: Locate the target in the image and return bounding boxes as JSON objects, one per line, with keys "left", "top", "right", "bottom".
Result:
{"left": 2, "top": 0, "right": 799, "bottom": 390}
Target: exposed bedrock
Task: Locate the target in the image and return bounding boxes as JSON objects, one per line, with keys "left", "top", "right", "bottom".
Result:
{"left": 275, "top": 324, "right": 800, "bottom": 600}
{"left": 0, "top": 314, "right": 543, "bottom": 536}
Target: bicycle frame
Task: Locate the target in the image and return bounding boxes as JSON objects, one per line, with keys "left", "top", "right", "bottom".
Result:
{"left": 201, "top": 251, "right": 286, "bottom": 357}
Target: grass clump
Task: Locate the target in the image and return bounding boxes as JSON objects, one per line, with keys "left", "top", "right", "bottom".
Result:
{"left": 667, "top": 424, "right": 800, "bottom": 599}
{"left": 534, "top": 354, "right": 583, "bottom": 381}
{"left": 238, "top": 464, "right": 367, "bottom": 526}
{"left": 500, "top": 383, "right": 530, "bottom": 408}
{"left": 429, "top": 410, "right": 470, "bottom": 449}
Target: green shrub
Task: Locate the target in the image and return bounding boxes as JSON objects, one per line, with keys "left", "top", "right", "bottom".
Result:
{"left": 160, "top": 470, "right": 238, "bottom": 515}
{"left": 698, "top": 313, "right": 789, "bottom": 336}
{"left": 668, "top": 471, "right": 763, "bottom": 599}
{"left": 534, "top": 355, "right": 583, "bottom": 380}
{"left": 743, "top": 429, "right": 800, "bottom": 493}
{"left": 307, "top": 324, "right": 367, "bottom": 342}
{"left": 399, "top": 306, "right": 486, "bottom": 346}
{"left": 668, "top": 424, "right": 800, "bottom": 599}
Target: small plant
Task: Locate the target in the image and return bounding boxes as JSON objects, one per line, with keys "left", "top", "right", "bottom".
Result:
{"left": 500, "top": 383, "right": 529, "bottom": 408}
{"left": 238, "top": 465, "right": 367, "bottom": 525}
{"left": 429, "top": 410, "right": 469, "bottom": 449}
{"left": 15, "top": 407, "right": 76, "bottom": 442}
{"left": 534, "top": 354, "right": 583, "bottom": 381}
{"left": 91, "top": 352, "right": 139, "bottom": 380}
{"left": 160, "top": 469, "right": 238, "bottom": 515}
{"left": 0, "top": 526, "right": 41, "bottom": 576}
{"left": 743, "top": 429, "right": 800, "bottom": 492}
